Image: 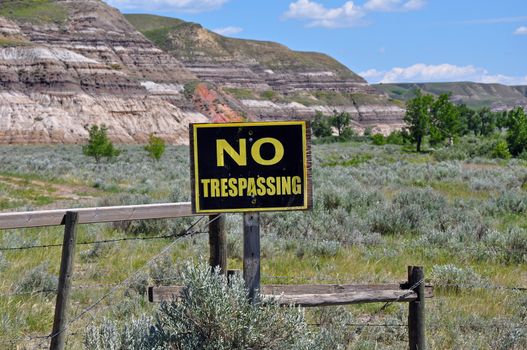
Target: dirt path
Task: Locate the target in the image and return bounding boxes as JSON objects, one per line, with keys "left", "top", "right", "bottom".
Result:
{"left": 0, "top": 175, "right": 103, "bottom": 209}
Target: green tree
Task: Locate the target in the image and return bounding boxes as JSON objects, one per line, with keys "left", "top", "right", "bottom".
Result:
{"left": 144, "top": 134, "right": 166, "bottom": 161}
{"left": 506, "top": 107, "right": 527, "bottom": 156}
{"left": 404, "top": 90, "right": 434, "bottom": 152}
{"left": 430, "top": 93, "right": 460, "bottom": 146}
{"left": 478, "top": 107, "right": 497, "bottom": 136}
{"left": 82, "top": 125, "right": 120, "bottom": 163}
{"left": 496, "top": 110, "right": 509, "bottom": 130}
{"left": 330, "top": 111, "right": 351, "bottom": 136}
{"left": 311, "top": 111, "right": 332, "bottom": 137}
{"left": 371, "top": 133, "right": 386, "bottom": 145}
{"left": 456, "top": 104, "right": 476, "bottom": 135}
{"left": 492, "top": 139, "right": 512, "bottom": 159}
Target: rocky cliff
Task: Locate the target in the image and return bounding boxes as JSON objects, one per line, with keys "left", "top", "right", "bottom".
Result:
{"left": 126, "top": 14, "right": 405, "bottom": 130}
{"left": 0, "top": 1, "right": 404, "bottom": 144}
{"left": 0, "top": 0, "right": 209, "bottom": 144}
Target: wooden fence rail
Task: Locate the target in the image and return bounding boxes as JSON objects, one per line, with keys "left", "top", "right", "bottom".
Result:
{"left": 149, "top": 283, "right": 433, "bottom": 306}
{"left": 0, "top": 202, "right": 198, "bottom": 230}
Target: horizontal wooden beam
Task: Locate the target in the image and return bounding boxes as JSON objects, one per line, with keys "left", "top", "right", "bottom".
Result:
{"left": 267, "top": 289, "right": 417, "bottom": 307}
{"left": 0, "top": 202, "right": 198, "bottom": 230}
{"left": 148, "top": 283, "right": 433, "bottom": 303}
{"left": 263, "top": 283, "right": 401, "bottom": 295}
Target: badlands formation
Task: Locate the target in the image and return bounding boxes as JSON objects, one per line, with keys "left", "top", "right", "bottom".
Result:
{"left": 0, "top": 0, "right": 404, "bottom": 144}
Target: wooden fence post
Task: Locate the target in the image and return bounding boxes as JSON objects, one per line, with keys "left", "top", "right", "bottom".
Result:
{"left": 209, "top": 214, "right": 227, "bottom": 274}
{"left": 408, "top": 266, "right": 425, "bottom": 350}
{"left": 50, "top": 211, "right": 78, "bottom": 350}
{"left": 243, "top": 213, "right": 260, "bottom": 302}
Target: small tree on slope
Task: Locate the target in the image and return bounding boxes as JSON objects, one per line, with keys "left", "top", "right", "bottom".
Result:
{"left": 144, "top": 134, "right": 166, "bottom": 161}
{"left": 83, "top": 125, "right": 120, "bottom": 163}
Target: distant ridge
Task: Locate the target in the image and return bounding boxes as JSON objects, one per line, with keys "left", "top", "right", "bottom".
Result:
{"left": 374, "top": 82, "right": 527, "bottom": 110}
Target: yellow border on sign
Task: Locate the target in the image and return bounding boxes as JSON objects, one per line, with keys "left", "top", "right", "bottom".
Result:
{"left": 192, "top": 121, "right": 309, "bottom": 214}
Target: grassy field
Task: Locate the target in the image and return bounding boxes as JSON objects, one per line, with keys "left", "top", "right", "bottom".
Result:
{"left": 0, "top": 141, "right": 525, "bottom": 349}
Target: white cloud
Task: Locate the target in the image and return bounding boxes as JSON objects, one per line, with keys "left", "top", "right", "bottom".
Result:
{"left": 514, "top": 26, "right": 527, "bottom": 35}
{"left": 283, "top": 0, "right": 365, "bottom": 28}
{"left": 212, "top": 26, "right": 243, "bottom": 36}
{"left": 104, "top": 0, "right": 229, "bottom": 13}
{"left": 284, "top": 0, "right": 425, "bottom": 28}
{"left": 381, "top": 63, "right": 480, "bottom": 83}
{"left": 479, "top": 74, "right": 527, "bottom": 85}
{"left": 360, "top": 68, "right": 385, "bottom": 79}
{"left": 360, "top": 63, "right": 527, "bottom": 85}
{"left": 364, "top": 0, "right": 425, "bottom": 12}
{"left": 402, "top": 0, "right": 426, "bottom": 10}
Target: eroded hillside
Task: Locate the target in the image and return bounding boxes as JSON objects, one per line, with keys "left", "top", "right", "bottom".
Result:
{"left": 0, "top": 0, "right": 213, "bottom": 144}
{"left": 0, "top": 1, "right": 404, "bottom": 144}
{"left": 126, "top": 14, "right": 405, "bottom": 129}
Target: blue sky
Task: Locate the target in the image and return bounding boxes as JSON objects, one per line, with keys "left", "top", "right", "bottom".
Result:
{"left": 106, "top": 0, "right": 527, "bottom": 85}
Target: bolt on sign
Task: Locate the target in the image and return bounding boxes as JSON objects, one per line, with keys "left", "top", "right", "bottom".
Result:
{"left": 190, "top": 121, "right": 312, "bottom": 213}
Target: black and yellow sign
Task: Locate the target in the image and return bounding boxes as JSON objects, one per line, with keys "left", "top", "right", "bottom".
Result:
{"left": 190, "top": 121, "right": 312, "bottom": 213}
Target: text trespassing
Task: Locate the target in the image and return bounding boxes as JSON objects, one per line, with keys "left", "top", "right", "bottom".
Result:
{"left": 200, "top": 176, "right": 302, "bottom": 198}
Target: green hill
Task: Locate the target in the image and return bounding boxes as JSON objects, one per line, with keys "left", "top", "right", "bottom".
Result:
{"left": 124, "top": 13, "right": 185, "bottom": 32}
{"left": 124, "top": 14, "right": 362, "bottom": 80}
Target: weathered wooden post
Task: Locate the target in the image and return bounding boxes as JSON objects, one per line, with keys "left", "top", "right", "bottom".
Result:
{"left": 243, "top": 212, "right": 260, "bottom": 302}
{"left": 50, "top": 211, "right": 78, "bottom": 350}
{"left": 408, "top": 266, "right": 425, "bottom": 350}
{"left": 209, "top": 214, "right": 227, "bottom": 274}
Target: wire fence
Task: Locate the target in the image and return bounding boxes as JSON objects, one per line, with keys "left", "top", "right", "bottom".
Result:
{"left": 258, "top": 225, "right": 527, "bottom": 256}
{"left": 0, "top": 214, "right": 219, "bottom": 348}
{"left": 3, "top": 272, "right": 524, "bottom": 300}
{"left": 0, "top": 213, "right": 524, "bottom": 347}
{"left": 262, "top": 274, "right": 526, "bottom": 292}
{"left": 349, "top": 278, "right": 423, "bottom": 343}
{"left": 308, "top": 322, "right": 407, "bottom": 327}
{"left": 0, "top": 230, "right": 209, "bottom": 252}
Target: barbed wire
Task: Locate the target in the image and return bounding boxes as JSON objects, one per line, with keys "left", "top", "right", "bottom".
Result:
{"left": 0, "top": 214, "right": 219, "bottom": 347}
{"left": 262, "top": 274, "right": 526, "bottom": 292}
{"left": 258, "top": 219, "right": 527, "bottom": 256}
{"left": 349, "top": 277, "right": 424, "bottom": 344}
{"left": 3, "top": 272, "right": 524, "bottom": 299}
{"left": 0, "top": 283, "right": 121, "bottom": 298}
{"left": 308, "top": 322, "right": 407, "bottom": 327}
{"left": 44, "top": 215, "right": 213, "bottom": 345}
{"left": 0, "top": 230, "right": 209, "bottom": 252}
{"left": 434, "top": 283, "right": 526, "bottom": 292}
{"left": 0, "top": 213, "right": 524, "bottom": 345}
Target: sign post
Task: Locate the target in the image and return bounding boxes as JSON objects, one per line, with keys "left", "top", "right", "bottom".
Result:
{"left": 243, "top": 212, "right": 260, "bottom": 302}
{"left": 190, "top": 121, "right": 311, "bottom": 299}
